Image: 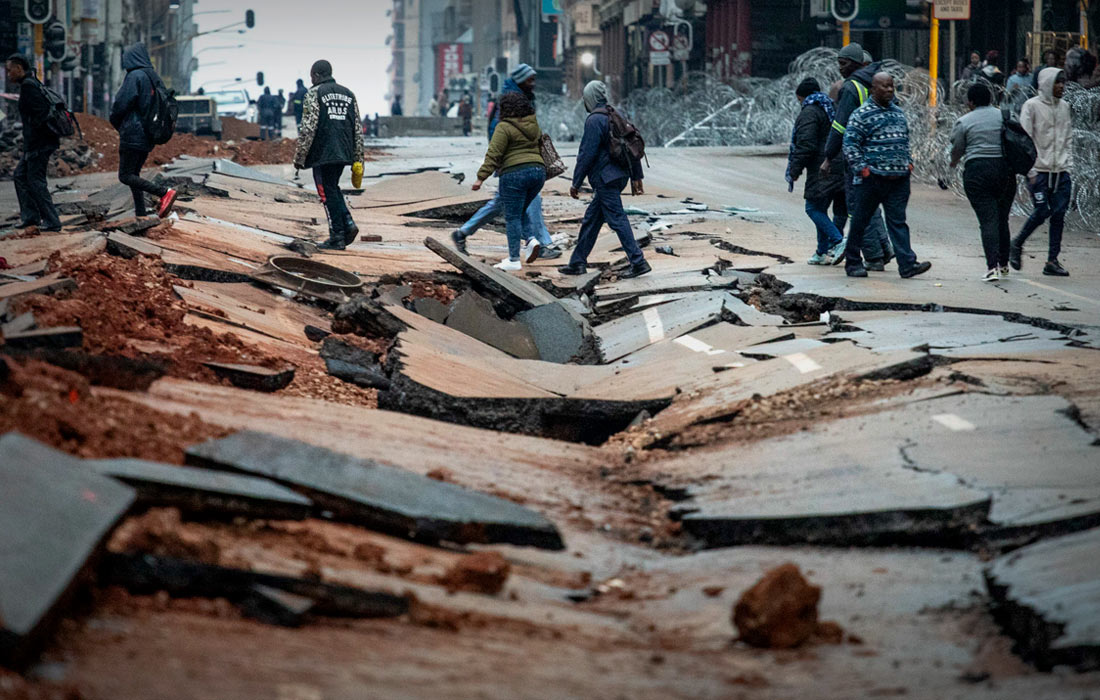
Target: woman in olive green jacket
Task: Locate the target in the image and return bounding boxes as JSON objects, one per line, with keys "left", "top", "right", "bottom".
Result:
{"left": 472, "top": 92, "right": 546, "bottom": 271}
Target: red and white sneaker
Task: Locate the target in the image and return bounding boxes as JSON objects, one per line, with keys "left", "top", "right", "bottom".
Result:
{"left": 157, "top": 188, "right": 178, "bottom": 218}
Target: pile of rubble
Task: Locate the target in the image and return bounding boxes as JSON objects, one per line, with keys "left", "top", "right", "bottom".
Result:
{"left": 0, "top": 118, "right": 97, "bottom": 179}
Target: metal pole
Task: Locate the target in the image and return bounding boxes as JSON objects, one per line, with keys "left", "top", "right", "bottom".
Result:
{"left": 842, "top": 21, "right": 851, "bottom": 46}
{"left": 1083, "top": 0, "right": 1090, "bottom": 49}
{"left": 930, "top": 16, "right": 939, "bottom": 107}
{"left": 949, "top": 20, "right": 956, "bottom": 103}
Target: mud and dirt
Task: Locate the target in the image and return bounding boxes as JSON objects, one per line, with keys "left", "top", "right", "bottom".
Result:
{"left": 438, "top": 552, "right": 511, "bottom": 595}
{"left": 732, "top": 563, "right": 821, "bottom": 649}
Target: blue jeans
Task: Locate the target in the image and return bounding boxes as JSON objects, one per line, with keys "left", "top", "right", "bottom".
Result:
{"left": 845, "top": 175, "right": 918, "bottom": 274}
{"left": 805, "top": 198, "right": 844, "bottom": 255}
{"left": 569, "top": 178, "right": 646, "bottom": 268}
{"left": 1015, "top": 172, "right": 1071, "bottom": 261}
{"left": 459, "top": 189, "right": 553, "bottom": 247}
{"left": 498, "top": 165, "right": 546, "bottom": 260}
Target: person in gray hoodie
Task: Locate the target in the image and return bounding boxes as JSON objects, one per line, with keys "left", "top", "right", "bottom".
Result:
{"left": 1010, "top": 68, "right": 1073, "bottom": 277}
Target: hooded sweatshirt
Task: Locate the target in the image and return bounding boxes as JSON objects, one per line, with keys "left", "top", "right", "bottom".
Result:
{"left": 477, "top": 114, "right": 543, "bottom": 181}
{"left": 824, "top": 61, "right": 883, "bottom": 162}
{"left": 110, "top": 43, "right": 161, "bottom": 152}
{"left": 1019, "top": 68, "right": 1074, "bottom": 176}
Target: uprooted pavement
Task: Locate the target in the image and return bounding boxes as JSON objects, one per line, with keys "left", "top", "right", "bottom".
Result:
{"left": 1, "top": 144, "right": 1099, "bottom": 698}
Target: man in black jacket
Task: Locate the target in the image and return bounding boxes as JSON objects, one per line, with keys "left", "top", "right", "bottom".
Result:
{"left": 787, "top": 78, "right": 846, "bottom": 265}
{"left": 291, "top": 79, "right": 307, "bottom": 126}
{"left": 6, "top": 54, "right": 62, "bottom": 231}
{"left": 822, "top": 43, "right": 892, "bottom": 270}
{"left": 294, "top": 59, "right": 364, "bottom": 250}
{"left": 109, "top": 43, "right": 177, "bottom": 218}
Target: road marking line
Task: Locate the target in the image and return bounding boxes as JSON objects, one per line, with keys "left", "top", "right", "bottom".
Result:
{"left": 783, "top": 352, "right": 822, "bottom": 374}
{"left": 643, "top": 308, "right": 665, "bottom": 344}
{"left": 1017, "top": 278, "right": 1100, "bottom": 307}
{"left": 932, "top": 413, "right": 976, "bottom": 431}
{"left": 675, "top": 335, "right": 726, "bottom": 355}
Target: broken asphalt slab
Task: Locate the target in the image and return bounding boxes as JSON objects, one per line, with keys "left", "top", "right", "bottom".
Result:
{"left": 446, "top": 291, "right": 539, "bottom": 359}
{"left": 185, "top": 431, "right": 565, "bottom": 550}
{"left": 319, "top": 338, "right": 390, "bottom": 390}
{"left": 516, "top": 301, "right": 597, "bottom": 364}
{"left": 0, "top": 433, "right": 136, "bottom": 669}
{"left": 424, "top": 236, "right": 557, "bottom": 315}
{"left": 593, "top": 292, "right": 734, "bottom": 363}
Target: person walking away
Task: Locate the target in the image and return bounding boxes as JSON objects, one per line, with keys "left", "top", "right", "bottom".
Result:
{"left": 451, "top": 63, "right": 561, "bottom": 261}
{"left": 950, "top": 83, "right": 1016, "bottom": 282}
{"left": 823, "top": 43, "right": 892, "bottom": 270}
{"left": 294, "top": 59, "right": 365, "bottom": 250}
{"left": 459, "top": 94, "right": 473, "bottom": 136}
{"left": 1011, "top": 68, "right": 1073, "bottom": 276}
{"left": 257, "top": 87, "right": 276, "bottom": 140}
{"left": 470, "top": 92, "right": 545, "bottom": 271}
{"left": 558, "top": 81, "right": 650, "bottom": 279}
{"left": 787, "top": 78, "right": 846, "bottom": 265}
{"left": 291, "top": 79, "right": 307, "bottom": 126}
{"left": 109, "top": 43, "right": 177, "bottom": 220}
{"left": 6, "top": 54, "right": 63, "bottom": 232}
{"left": 391, "top": 95, "right": 403, "bottom": 116}
{"left": 275, "top": 89, "right": 287, "bottom": 137}
{"left": 842, "top": 72, "right": 932, "bottom": 280}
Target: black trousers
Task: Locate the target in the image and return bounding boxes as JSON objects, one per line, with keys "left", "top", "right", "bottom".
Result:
{"left": 313, "top": 164, "right": 349, "bottom": 238}
{"left": 118, "top": 148, "right": 166, "bottom": 217}
{"left": 13, "top": 146, "right": 61, "bottom": 229}
{"left": 963, "top": 157, "right": 1016, "bottom": 269}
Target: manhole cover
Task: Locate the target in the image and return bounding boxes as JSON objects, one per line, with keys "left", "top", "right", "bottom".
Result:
{"left": 251, "top": 255, "right": 364, "bottom": 302}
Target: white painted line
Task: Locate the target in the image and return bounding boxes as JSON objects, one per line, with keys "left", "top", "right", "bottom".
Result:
{"left": 643, "top": 307, "right": 665, "bottom": 344}
{"left": 721, "top": 362, "right": 746, "bottom": 368}
{"left": 1017, "top": 279, "right": 1100, "bottom": 307}
{"left": 932, "top": 413, "right": 977, "bottom": 432}
{"left": 674, "top": 335, "right": 727, "bottom": 356}
{"left": 783, "top": 352, "right": 822, "bottom": 374}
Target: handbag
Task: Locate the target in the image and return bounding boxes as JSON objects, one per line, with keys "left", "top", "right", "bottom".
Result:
{"left": 539, "top": 133, "right": 567, "bottom": 179}
{"left": 1001, "top": 109, "right": 1037, "bottom": 176}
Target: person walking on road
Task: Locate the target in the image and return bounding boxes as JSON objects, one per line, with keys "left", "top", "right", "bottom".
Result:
{"left": 950, "top": 83, "right": 1016, "bottom": 282}
{"left": 451, "top": 64, "right": 561, "bottom": 261}
{"left": 787, "top": 78, "right": 846, "bottom": 265}
{"left": 842, "top": 72, "right": 932, "bottom": 280}
{"left": 294, "top": 59, "right": 365, "bottom": 250}
{"left": 6, "top": 53, "right": 63, "bottom": 232}
{"left": 459, "top": 94, "right": 473, "bottom": 136}
{"left": 258, "top": 87, "right": 277, "bottom": 140}
{"left": 558, "top": 81, "right": 650, "bottom": 279}
{"left": 391, "top": 95, "right": 403, "bottom": 116}
{"left": 109, "top": 43, "right": 177, "bottom": 220}
{"left": 1011, "top": 68, "right": 1074, "bottom": 277}
{"left": 275, "top": 89, "right": 287, "bottom": 137}
{"left": 291, "top": 79, "right": 307, "bottom": 126}
{"left": 823, "top": 43, "right": 893, "bottom": 270}
{"left": 471, "top": 92, "right": 546, "bottom": 272}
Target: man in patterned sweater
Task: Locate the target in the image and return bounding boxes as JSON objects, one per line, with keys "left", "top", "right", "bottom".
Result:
{"left": 841, "top": 72, "right": 932, "bottom": 279}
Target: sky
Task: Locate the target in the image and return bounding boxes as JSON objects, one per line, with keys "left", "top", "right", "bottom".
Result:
{"left": 190, "top": 0, "right": 392, "bottom": 116}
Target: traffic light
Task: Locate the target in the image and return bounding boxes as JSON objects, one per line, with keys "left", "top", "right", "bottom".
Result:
{"left": 44, "top": 21, "right": 66, "bottom": 62}
{"left": 24, "top": 0, "right": 50, "bottom": 24}
{"left": 245, "top": 10, "right": 255, "bottom": 28}
{"left": 831, "top": 0, "right": 858, "bottom": 22}
{"left": 256, "top": 71, "right": 264, "bottom": 86}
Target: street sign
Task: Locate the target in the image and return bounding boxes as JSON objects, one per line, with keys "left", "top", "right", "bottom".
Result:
{"left": 850, "top": 0, "right": 927, "bottom": 30}
{"left": 672, "top": 33, "right": 691, "bottom": 61}
{"left": 24, "top": 0, "right": 50, "bottom": 24}
{"left": 933, "top": 0, "right": 970, "bottom": 21}
{"left": 649, "top": 29, "right": 671, "bottom": 66}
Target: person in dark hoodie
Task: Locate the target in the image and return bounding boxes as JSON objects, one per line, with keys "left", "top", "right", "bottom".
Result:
{"left": 109, "top": 43, "right": 177, "bottom": 219}
{"left": 257, "top": 87, "right": 276, "bottom": 140}
{"left": 293, "top": 59, "right": 364, "bottom": 250}
{"left": 558, "top": 80, "right": 650, "bottom": 279}
{"left": 787, "top": 78, "right": 847, "bottom": 265}
{"left": 6, "top": 53, "right": 62, "bottom": 232}
{"left": 823, "top": 43, "right": 892, "bottom": 270}
{"left": 291, "top": 79, "right": 308, "bottom": 126}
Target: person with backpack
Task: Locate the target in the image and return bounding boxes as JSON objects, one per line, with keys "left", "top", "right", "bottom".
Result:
{"left": 1010, "top": 68, "right": 1074, "bottom": 277}
{"left": 950, "top": 83, "right": 1017, "bottom": 282}
{"left": 558, "top": 80, "right": 650, "bottom": 279}
{"left": 293, "top": 59, "right": 364, "bottom": 250}
{"left": 6, "top": 53, "right": 63, "bottom": 232}
{"left": 109, "top": 43, "right": 177, "bottom": 219}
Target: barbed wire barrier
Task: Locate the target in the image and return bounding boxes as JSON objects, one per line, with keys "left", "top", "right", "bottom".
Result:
{"left": 538, "top": 48, "right": 1100, "bottom": 230}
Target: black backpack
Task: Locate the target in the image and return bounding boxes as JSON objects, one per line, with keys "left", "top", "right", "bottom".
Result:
{"left": 141, "top": 68, "right": 177, "bottom": 145}
{"left": 1001, "top": 109, "right": 1037, "bottom": 176}
{"left": 38, "top": 81, "right": 80, "bottom": 139}
{"left": 594, "top": 105, "right": 647, "bottom": 170}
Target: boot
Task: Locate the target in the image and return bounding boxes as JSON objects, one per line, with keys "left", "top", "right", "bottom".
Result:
{"left": 343, "top": 213, "right": 360, "bottom": 246}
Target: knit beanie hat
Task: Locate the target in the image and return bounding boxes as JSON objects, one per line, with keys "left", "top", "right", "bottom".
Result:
{"left": 510, "top": 63, "right": 537, "bottom": 84}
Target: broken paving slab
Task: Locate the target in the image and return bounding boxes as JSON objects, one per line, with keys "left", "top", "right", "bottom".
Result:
{"left": 0, "top": 433, "right": 136, "bottom": 669}
{"left": 424, "top": 236, "right": 557, "bottom": 315}
{"left": 593, "top": 269, "right": 736, "bottom": 303}
{"left": 738, "top": 337, "right": 826, "bottom": 360}
{"left": 203, "top": 362, "right": 296, "bottom": 393}
{"left": 0, "top": 273, "right": 77, "bottom": 303}
{"left": 516, "top": 300, "right": 597, "bottom": 364}
{"left": 1, "top": 326, "right": 82, "bottom": 351}
{"left": 106, "top": 231, "right": 164, "bottom": 259}
{"left": 986, "top": 526, "right": 1100, "bottom": 671}
{"left": 320, "top": 338, "right": 390, "bottom": 390}
{"left": 593, "top": 292, "right": 732, "bottom": 363}
{"left": 185, "top": 431, "right": 565, "bottom": 550}
{"left": 446, "top": 291, "right": 539, "bottom": 359}
{"left": 721, "top": 295, "right": 787, "bottom": 326}
{"left": 87, "top": 457, "right": 312, "bottom": 520}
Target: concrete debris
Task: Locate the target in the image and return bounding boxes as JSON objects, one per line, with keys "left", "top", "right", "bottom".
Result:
{"left": 0, "top": 274, "right": 77, "bottom": 304}
{"left": 516, "top": 301, "right": 597, "bottom": 364}
{"left": 303, "top": 325, "right": 331, "bottom": 342}
{"left": 413, "top": 297, "right": 450, "bottom": 324}
{"left": 733, "top": 564, "right": 821, "bottom": 649}
{"left": 332, "top": 295, "right": 408, "bottom": 338}
{"left": 445, "top": 291, "right": 539, "bottom": 359}
{"left": 241, "top": 584, "right": 316, "bottom": 628}
{"left": 106, "top": 231, "right": 164, "bottom": 259}
{"left": 320, "top": 338, "right": 390, "bottom": 390}
{"left": 0, "top": 326, "right": 83, "bottom": 351}
{"left": 203, "top": 362, "right": 296, "bottom": 392}
{"left": 424, "top": 236, "right": 557, "bottom": 316}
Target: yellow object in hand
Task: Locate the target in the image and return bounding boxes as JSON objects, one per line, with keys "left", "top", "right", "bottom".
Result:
{"left": 351, "top": 162, "right": 363, "bottom": 189}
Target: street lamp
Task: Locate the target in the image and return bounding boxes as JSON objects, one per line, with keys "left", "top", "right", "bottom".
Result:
{"left": 580, "top": 51, "right": 602, "bottom": 76}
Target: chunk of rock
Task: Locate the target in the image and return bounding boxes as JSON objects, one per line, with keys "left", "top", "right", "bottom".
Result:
{"left": 439, "top": 551, "right": 511, "bottom": 595}
{"left": 732, "top": 563, "right": 820, "bottom": 649}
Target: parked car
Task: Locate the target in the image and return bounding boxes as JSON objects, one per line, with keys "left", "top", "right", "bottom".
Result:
{"left": 175, "top": 95, "right": 223, "bottom": 139}
{"left": 207, "top": 88, "right": 257, "bottom": 123}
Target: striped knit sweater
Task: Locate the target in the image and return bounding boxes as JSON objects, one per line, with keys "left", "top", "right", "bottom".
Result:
{"left": 842, "top": 100, "right": 912, "bottom": 177}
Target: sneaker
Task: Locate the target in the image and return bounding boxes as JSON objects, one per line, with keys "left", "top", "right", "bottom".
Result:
{"left": 494, "top": 258, "right": 522, "bottom": 271}
{"left": 827, "top": 238, "right": 847, "bottom": 263}
{"left": 619, "top": 260, "right": 652, "bottom": 279}
{"left": 900, "top": 261, "right": 932, "bottom": 279}
{"left": 999, "top": 265, "right": 1010, "bottom": 278}
{"left": 157, "top": 188, "right": 178, "bottom": 218}
{"left": 981, "top": 268, "right": 1000, "bottom": 282}
{"left": 1009, "top": 243, "right": 1023, "bottom": 271}
{"left": 846, "top": 265, "right": 868, "bottom": 278}
{"left": 522, "top": 239, "right": 541, "bottom": 264}
{"left": 1043, "top": 259, "right": 1069, "bottom": 277}
{"left": 558, "top": 262, "right": 588, "bottom": 275}
{"left": 865, "top": 259, "right": 885, "bottom": 272}
{"left": 807, "top": 253, "right": 829, "bottom": 265}
{"left": 450, "top": 230, "right": 469, "bottom": 255}
{"left": 538, "top": 245, "right": 563, "bottom": 260}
